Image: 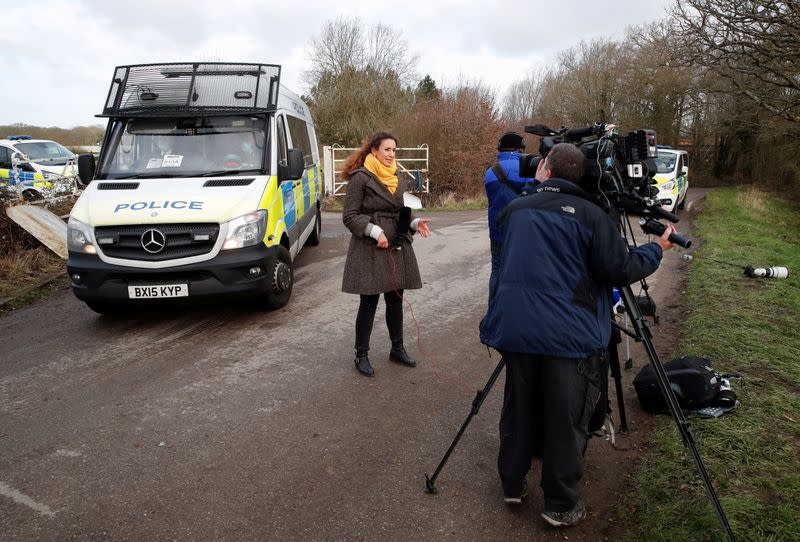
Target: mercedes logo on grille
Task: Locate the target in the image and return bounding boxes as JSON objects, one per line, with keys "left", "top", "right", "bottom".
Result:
{"left": 141, "top": 229, "right": 166, "bottom": 254}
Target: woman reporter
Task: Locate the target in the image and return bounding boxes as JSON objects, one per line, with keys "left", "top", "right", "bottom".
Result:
{"left": 341, "top": 131, "right": 431, "bottom": 377}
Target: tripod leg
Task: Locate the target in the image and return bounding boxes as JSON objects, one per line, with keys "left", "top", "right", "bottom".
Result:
{"left": 608, "top": 336, "right": 629, "bottom": 432}
{"left": 425, "top": 357, "right": 506, "bottom": 493}
{"left": 618, "top": 285, "right": 735, "bottom": 541}
{"left": 624, "top": 314, "right": 634, "bottom": 369}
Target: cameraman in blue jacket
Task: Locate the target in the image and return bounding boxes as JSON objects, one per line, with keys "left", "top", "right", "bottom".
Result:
{"left": 484, "top": 131, "right": 530, "bottom": 290}
{"left": 480, "top": 143, "right": 675, "bottom": 528}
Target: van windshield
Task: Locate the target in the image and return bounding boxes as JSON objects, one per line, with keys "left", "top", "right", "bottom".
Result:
{"left": 15, "top": 141, "right": 75, "bottom": 166}
{"left": 97, "top": 116, "right": 267, "bottom": 179}
{"left": 654, "top": 153, "right": 677, "bottom": 174}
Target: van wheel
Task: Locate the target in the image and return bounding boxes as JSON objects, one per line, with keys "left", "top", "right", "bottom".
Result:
{"left": 306, "top": 207, "right": 322, "bottom": 246}
{"left": 678, "top": 192, "right": 687, "bottom": 210}
{"left": 263, "top": 245, "right": 293, "bottom": 309}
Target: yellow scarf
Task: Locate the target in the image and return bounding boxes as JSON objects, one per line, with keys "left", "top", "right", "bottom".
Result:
{"left": 364, "top": 153, "right": 398, "bottom": 194}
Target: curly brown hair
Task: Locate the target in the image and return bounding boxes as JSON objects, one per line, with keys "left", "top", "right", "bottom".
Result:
{"left": 340, "top": 131, "right": 398, "bottom": 180}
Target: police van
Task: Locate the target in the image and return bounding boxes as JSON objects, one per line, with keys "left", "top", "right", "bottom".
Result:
{"left": 653, "top": 146, "right": 689, "bottom": 213}
{"left": 67, "top": 63, "right": 323, "bottom": 313}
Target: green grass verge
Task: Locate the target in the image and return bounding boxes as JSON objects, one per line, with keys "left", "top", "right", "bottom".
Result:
{"left": 619, "top": 188, "right": 800, "bottom": 541}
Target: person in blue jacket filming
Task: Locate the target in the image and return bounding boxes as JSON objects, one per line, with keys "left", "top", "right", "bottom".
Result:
{"left": 480, "top": 142, "right": 676, "bottom": 528}
{"left": 484, "top": 131, "right": 531, "bottom": 290}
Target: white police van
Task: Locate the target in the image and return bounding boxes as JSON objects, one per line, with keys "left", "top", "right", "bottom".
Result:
{"left": 653, "top": 146, "right": 689, "bottom": 213}
{"left": 67, "top": 63, "right": 323, "bottom": 314}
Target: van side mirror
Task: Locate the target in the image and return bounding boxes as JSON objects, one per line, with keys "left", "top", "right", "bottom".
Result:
{"left": 278, "top": 148, "right": 305, "bottom": 181}
{"left": 78, "top": 154, "right": 96, "bottom": 186}
{"left": 681, "top": 165, "right": 688, "bottom": 175}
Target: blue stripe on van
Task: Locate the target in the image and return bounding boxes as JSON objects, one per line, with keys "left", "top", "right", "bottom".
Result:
{"left": 281, "top": 178, "right": 296, "bottom": 228}
{"left": 303, "top": 170, "right": 311, "bottom": 211}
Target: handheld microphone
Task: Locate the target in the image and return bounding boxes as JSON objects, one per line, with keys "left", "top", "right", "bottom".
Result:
{"left": 743, "top": 266, "right": 789, "bottom": 279}
{"left": 639, "top": 217, "right": 692, "bottom": 248}
{"left": 392, "top": 206, "right": 412, "bottom": 249}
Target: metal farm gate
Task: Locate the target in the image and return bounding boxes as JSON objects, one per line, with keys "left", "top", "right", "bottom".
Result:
{"left": 322, "top": 144, "right": 429, "bottom": 196}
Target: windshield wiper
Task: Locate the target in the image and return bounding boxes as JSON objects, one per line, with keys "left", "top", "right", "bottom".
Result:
{"left": 111, "top": 173, "right": 188, "bottom": 179}
{"left": 199, "top": 169, "right": 262, "bottom": 177}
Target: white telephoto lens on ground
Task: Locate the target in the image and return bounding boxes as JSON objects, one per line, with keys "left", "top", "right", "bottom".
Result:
{"left": 753, "top": 266, "right": 789, "bottom": 278}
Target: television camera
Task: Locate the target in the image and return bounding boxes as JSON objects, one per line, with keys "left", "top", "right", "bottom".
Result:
{"left": 519, "top": 122, "right": 690, "bottom": 248}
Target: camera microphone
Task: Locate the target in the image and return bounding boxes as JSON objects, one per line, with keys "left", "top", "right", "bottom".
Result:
{"left": 743, "top": 265, "right": 789, "bottom": 279}
{"left": 565, "top": 125, "right": 599, "bottom": 140}
{"left": 646, "top": 204, "right": 679, "bottom": 223}
{"left": 524, "top": 124, "right": 558, "bottom": 137}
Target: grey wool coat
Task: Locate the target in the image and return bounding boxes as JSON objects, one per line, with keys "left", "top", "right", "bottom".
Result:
{"left": 341, "top": 168, "right": 423, "bottom": 295}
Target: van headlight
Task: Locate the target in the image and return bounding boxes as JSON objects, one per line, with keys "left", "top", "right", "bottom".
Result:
{"left": 67, "top": 217, "right": 97, "bottom": 254}
{"left": 660, "top": 180, "right": 676, "bottom": 192}
{"left": 42, "top": 171, "right": 59, "bottom": 179}
{"left": 222, "top": 210, "right": 267, "bottom": 250}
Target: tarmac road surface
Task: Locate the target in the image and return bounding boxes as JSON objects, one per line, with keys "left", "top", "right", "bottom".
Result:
{"left": 0, "top": 194, "right": 705, "bottom": 541}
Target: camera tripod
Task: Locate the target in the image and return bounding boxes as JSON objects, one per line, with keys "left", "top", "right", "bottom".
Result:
{"left": 424, "top": 282, "right": 735, "bottom": 541}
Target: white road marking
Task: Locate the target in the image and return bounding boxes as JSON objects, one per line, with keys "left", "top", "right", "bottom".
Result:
{"left": 0, "top": 481, "right": 56, "bottom": 517}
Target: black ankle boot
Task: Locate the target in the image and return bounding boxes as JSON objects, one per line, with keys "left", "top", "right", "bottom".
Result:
{"left": 389, "top": 341, "right": 416, "bottom": 367}
{"left": 354, "top": 349, "right": 374, "bottom": 377}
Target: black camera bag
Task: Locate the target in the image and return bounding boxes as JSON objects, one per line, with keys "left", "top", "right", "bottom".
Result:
{"left": 633, "top": 356, "right": 731, "bottom": 413}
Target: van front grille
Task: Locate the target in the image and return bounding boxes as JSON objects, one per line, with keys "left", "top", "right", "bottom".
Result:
{"left": 203, "top": 178, "right": 255, "bottom": 187}
{"left": 95, "top": 223, "right": 219, "bottom": 261}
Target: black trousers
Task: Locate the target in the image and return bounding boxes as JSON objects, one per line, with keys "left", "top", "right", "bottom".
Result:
{"left": 498, "top": 352, "right": 602, "bottom": 512}
{"left": 354, "top": 290, "right": 404, "bottom": 351}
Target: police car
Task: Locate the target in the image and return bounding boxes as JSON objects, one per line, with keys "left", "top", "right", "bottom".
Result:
{"left": 653, "top": 147, "right": 689, "bottom": 213}
{"left": 0, "top": 136, "right": 78, "bottom": 199}
{"left": 0, "top": 136, "right": 78, "bottom": 178}
{"left": 67, "top": 62, "right": 323, "bottom": 314}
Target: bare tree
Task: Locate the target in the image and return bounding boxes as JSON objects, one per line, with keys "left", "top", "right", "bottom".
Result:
{"left": 305, "top": 18, "right": 418, "bottom": 86}
{"left": 670, "top": 0, "right": 800, "bottom": 124}
{"left": 364, "top": 23, "right": 419, "bottom": 84}
{"left": 305, "top": 18, "right": 365, "bottom": 84}
{"left": 304, "top": 18, "right": 419, "bottom": 145}
{"left": 501, "top": 68, "right": 548, "bottom": 124}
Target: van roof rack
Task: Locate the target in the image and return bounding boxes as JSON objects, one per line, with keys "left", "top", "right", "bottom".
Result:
{"left": 99, "top": 62, "right": 281, "bottom": 118}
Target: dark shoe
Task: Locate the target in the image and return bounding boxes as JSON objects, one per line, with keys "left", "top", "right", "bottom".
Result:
{"left": 354, "top": 353, "right": 374, "bottom": 377}
{"left": 503, "top": 480, "right": 528, "bottom": 505}
{"left": 389, "top": 345, "right": 416, "bottom": 367}
{"left": 541, "top": 500, "right": 587, "bottom": 527}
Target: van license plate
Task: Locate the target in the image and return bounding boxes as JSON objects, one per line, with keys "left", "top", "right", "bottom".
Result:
{"left": 128, "top": 284, "right": 189, "bottom": 299}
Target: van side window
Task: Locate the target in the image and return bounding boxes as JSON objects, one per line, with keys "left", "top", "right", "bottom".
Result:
{"left": 0, "top": 146, "right": 11, "bottom": 169}
{"left": 276, "top": 115, "right": 288, "bottom": 167}
{"left": 286, "top": 115, "right": 313, "bottom": 167}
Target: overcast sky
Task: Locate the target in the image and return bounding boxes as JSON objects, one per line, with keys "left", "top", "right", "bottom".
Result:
{"left": 0, "top": 0, "right": 672, "bottom": 128}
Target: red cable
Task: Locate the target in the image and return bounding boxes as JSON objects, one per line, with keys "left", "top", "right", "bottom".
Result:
{"left": 386, "top": 246, "right": 479, "bottom": 394}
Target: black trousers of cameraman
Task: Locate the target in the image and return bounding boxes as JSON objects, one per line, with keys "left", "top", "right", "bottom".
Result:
{"left": 498, "top": 352, "right": 602, "bottom": 513}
